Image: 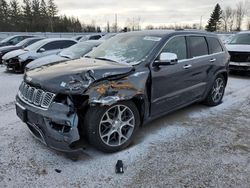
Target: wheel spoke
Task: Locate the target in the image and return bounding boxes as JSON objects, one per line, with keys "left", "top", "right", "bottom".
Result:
{"left": 99, "top": 104, "right": 136, "bottom": 147}
{"left": 122, "top": 117, "right": 135, "bottom": 128}
{"left": 101, "top": 112, "right": 113, "bottom": 124}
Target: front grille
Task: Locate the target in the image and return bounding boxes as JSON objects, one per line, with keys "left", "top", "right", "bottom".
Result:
{"left": 18, "top": 82, "right": 55, "bottom": 109}
{"left": 229, "top": 51, "right": 250, "bottom": 63}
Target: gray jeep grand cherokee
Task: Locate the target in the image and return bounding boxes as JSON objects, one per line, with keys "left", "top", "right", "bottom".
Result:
{"left": 16, "top": 30, "right": 230, "bottom": 153}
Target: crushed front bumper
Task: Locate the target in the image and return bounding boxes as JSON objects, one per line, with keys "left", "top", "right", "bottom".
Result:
{"left": 3, "top": 58, "right": 21, "bottom": 71}
{"left": 229, "top": 62, "right": 250, "bottom": 71}
{"left": 16, "top": 96, "right": 81, "bottom": 152}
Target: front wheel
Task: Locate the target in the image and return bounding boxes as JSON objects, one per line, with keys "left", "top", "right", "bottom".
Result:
{"left": 203, "top": 75, "right": 226, "bottom": 106}
{"left": 84, "top": 101, "right": 140, "bottom": 153}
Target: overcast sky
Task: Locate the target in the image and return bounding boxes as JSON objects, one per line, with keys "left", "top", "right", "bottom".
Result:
{"left": 15, "top": 0, "right": 245, "bottom": 28}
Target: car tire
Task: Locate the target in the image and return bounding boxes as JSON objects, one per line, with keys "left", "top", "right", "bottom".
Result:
{"left": 84, "top": 101, "right": 140, "bottom": 153}
{"left": 203, "top": 75, "right": 226, "bottom": 106}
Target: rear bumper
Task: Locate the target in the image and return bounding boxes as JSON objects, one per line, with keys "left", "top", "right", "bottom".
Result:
{"left": 229, "top": 62, "right": 250, "bottom": 71}
{"left": 16, "top": 96, "right": 81, "bottom": 152}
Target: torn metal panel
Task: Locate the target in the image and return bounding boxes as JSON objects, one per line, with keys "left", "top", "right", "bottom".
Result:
{"left": 85, "top": 70, "right": 149, "bottom": 106}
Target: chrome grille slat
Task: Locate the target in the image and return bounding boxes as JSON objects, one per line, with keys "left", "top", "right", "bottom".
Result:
{"left": 18, "top": 82, "right": 55, "bottom": 110}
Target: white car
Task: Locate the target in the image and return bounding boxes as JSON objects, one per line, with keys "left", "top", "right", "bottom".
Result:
{"left": 2, "top": 38, "right": 77, "bottom": 72}
{"left": 226, "top": 31, "right": 250, "bottom": 72}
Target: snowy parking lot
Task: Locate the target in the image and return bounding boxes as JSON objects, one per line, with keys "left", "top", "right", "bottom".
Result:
{"left": 0, "top": 65, "right": 250, "bottom": 187}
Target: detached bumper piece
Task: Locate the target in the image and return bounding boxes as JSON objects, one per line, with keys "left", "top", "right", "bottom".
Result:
{"left": 16, "top": 96, "right": 81, "bottom": 152}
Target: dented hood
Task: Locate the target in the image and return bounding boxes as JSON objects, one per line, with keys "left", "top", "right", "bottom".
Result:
{"left": 25, "top": 57, "right": 134, "bottom": 93}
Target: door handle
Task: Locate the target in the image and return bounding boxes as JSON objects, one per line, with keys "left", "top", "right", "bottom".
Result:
{"left": 183, "top": 64, "right": 192, "bottom": 69}
{"left": 210, "top": 58, "right": 216, "bottom": 63}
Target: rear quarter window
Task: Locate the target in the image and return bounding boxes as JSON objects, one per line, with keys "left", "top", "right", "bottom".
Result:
{"left": 188, "top": 36, "right": 208, "bottom": 58}
{"left": 207, "top": 37, "right": 223, "bottom": 54}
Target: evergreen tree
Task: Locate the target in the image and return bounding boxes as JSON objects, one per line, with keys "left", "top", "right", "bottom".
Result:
{"left": 206, "top": 4, "right": 222, "bottom": 32}
{"left": 48, "top": 0, "right": 58, "bottom": 32}
{"left": 0, "top": 0, "right": 10, "bottom": 31}
{"left": 9, "top": 0, "right": 22, "bottom": 31}
{"left": 40, "top": 0, "right": 48, "bottom": 31}
{"left": 22, "top": 0, "right": 32, "bottom": 31}
{"left": 0, "top": 0, "right": 99, "bottom": 32}
{"left": 31, "top": 0, "right": 41, "bottom": 31}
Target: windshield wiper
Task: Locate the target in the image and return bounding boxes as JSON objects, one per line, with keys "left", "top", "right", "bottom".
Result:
{"left": 84, "top": 55, "right": 93, "bottom": 59}
{"left": 60, "top": 54, "right": 71, "bottom": 59}
{"left": 94, "top": 57, "right": 118, "bottom": 63}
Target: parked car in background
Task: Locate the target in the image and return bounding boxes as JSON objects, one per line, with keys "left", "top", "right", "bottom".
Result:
{"left": 16, "top": 30, "right": 229, "bottom": 153}
{"left": 0, "top": 37, "right": 44, "bottom": 64}
{"left": 226, "top": 31, "right": 250, "bottom": 72}
{"left": 99, "top": 33, "right": 117, "bottom": 41}
{"left": 0, "top": 35, "right": 34, "bottom": 47}
{"left": 26, "top": 40, "right": 103, "bottom": 71}
{"left": 79, "top": 34, "right": 104, "bottom": 41}
{"left": 2, "top": 38, "right": 77, "bottom": 72}
{"left": 217, "top": 34, "right": 235, "bottom": 44}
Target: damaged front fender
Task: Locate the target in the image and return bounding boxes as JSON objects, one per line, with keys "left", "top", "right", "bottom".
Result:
{"left": 85, "top": 69, "right": 150, "bottom": 106}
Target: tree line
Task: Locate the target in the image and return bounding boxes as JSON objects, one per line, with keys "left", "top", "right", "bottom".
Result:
{"left": 0, "top": 0, "right": 102, "bottom": 32}
{"left": 206, "top": 1, "right": 249, "bottom": 32}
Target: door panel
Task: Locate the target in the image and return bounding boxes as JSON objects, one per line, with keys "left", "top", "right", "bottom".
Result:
{"left": 151, "top": 59, "right": 195, "bottom": 116}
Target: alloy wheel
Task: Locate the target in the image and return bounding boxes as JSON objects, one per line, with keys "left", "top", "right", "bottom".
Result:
{"left": 99, "top": 105, "right": 135, "bottom": 147}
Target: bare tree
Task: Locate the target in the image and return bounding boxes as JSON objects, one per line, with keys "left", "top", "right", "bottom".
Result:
{"left": 125, "top": 17, "right": 142, "bottom": 31}
{"left": 221, "top": 6, "right": 235, "bottom": 32}
{"left": 235, "top": 1, "right": 247, "bottom": 31}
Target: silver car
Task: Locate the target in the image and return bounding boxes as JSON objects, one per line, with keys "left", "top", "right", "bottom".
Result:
{"left": 2, "top": 38, "right": 77, "bottom": 72}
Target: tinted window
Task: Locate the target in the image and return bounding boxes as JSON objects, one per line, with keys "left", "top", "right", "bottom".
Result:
{"left": 41, "top": 40, "right": 75, "bottom": 51}
{"left": 207, "top": 37, "right": 223, "bottom": 54}
{"left": 161, "top": 36, "right": 187, "bottom": 60}
{"left": 89, "top": 35, "right": 101, "bottom": 40}
{"left": 41, "top": 41, "right": 60, "bottom": 51}
{"left": 59, "top": 40, "right": 76, "bottom": 48}
{"left": 188, "top": 36, "right": 208, "bottom": 58}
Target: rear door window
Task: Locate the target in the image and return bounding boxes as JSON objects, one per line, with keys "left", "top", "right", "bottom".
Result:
{"left": 161, "top": 36, "right": 187, "bottom": 60}
{"left": 89, "top": 35, "right": 102, "bottom": 40}
{"left": 41, "top": 41, "right": 60, "bottom": 51}
{"left": 188, "top": 36, "right": 208, "bottom": 58}
{"left": 58, "top": 40, "right": 76, "bottom": 49}
{"left": 207, "top": 37, "right": 223, "bottom": 54}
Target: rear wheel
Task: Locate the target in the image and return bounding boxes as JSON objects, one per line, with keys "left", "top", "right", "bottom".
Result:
{"left": 203, "top": 75, "right": 226, "bottom": 106}
{"left": 84, "top": 101, "right": 140, "bottom": 153}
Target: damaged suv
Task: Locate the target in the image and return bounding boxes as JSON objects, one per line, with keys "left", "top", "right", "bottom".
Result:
{"left": 16, "top": 31, "right": 229, "bottom": 153}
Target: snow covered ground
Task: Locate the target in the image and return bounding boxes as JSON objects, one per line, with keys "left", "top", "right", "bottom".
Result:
{"left": 0, "top": 65, "right": 250, "bottom": 187}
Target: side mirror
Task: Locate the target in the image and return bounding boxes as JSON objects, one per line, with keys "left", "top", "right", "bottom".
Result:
{"left": 154, "top": 52, "right": 178, "bottom": 66}
{"left": 38, "top": 48, "right": 45, "bottom": 53}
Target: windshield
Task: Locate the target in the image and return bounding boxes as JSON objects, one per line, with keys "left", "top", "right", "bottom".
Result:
{"left": 87, "top": 34, "right": 162, "bottom": 64}
{"left": 25, "top": 39, "right": 47, "bottom": 51}
{"left": 100, "top": 33, "right": 117, "bottom": 40}
{"left": 15, "top": 39, "right": 29, "bottom": 47}
{"left": 229, "top": 34, "right": 250, "bottom": 45}
{"left": 60, "top": 42, "right": 96, "bottom": 59}
{"left": 0, "top": 36, "right": 14, "bottom": 43}
{"left": 79, "top": 35, "right": 90, "bottom": 42}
